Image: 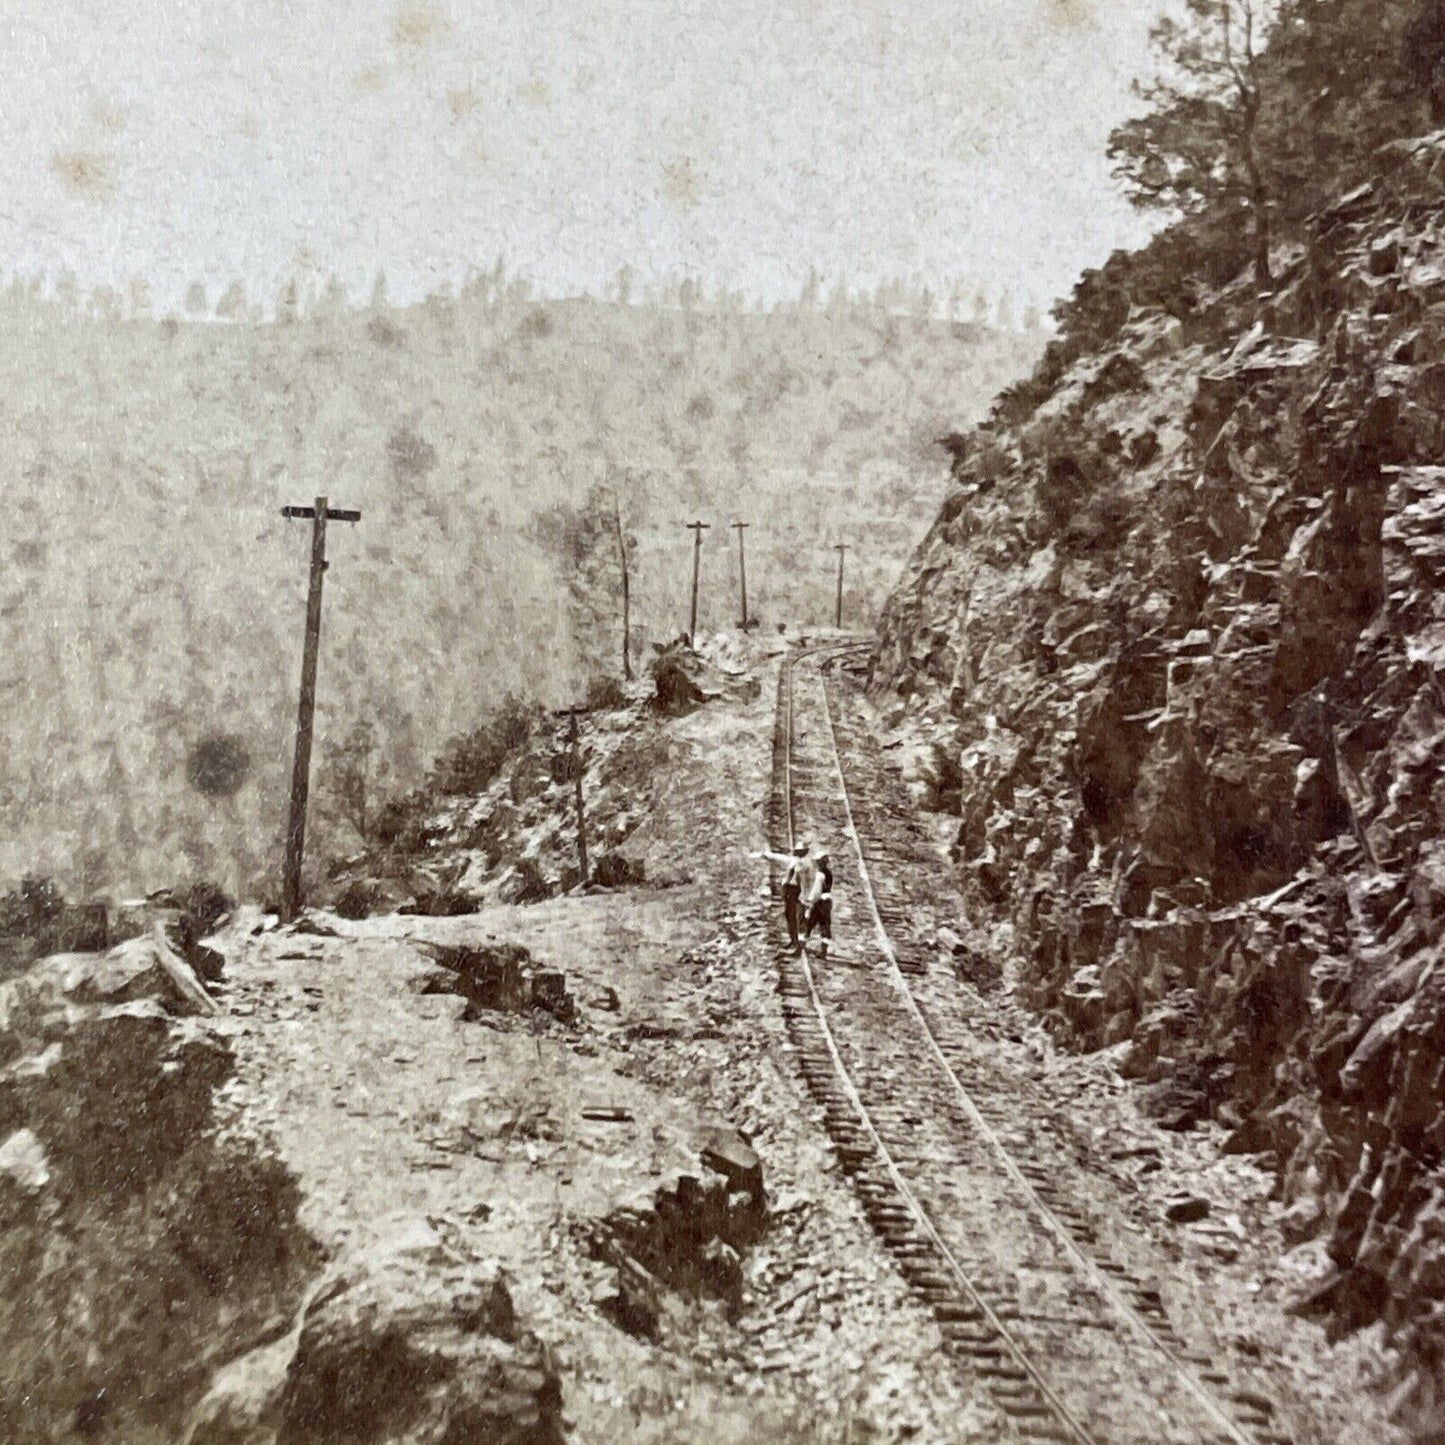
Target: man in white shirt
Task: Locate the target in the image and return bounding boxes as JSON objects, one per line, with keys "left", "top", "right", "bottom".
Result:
{"left": 753, "top": 841, "right": 813, "bottom": 950}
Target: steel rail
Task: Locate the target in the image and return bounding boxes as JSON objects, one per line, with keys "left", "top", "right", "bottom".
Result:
{"left": 808, "top": 648, "right": 1260, "bottom": 1445}
{"left": 780, "top": 645, "right": 1100, "bottom": 1445}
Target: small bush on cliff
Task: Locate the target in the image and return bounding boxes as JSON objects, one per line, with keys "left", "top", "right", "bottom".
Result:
{"left": 369, "top": 792, "right": 432, "bottom": 853}
{"left": 585, "top": 674, "right": 629, "bottom": 711}
{"left": 428, "top": 696, "right": 540, "bottom": 797}
{"left": 320, "top": 719, "right": 390, "bottom": 846}
{"left": 178, "top": 880, "right": 233, "bottom": 937}
{"left": 1062, "top": 485, "right": 1134, "bottom": 557}
{"left": 0, "top": 876, "right": 65, "bottom": 935}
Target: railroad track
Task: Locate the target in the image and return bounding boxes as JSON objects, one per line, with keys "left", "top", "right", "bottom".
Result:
{"left": 768, "top": 640, "right": 1293, "bottom": 1445}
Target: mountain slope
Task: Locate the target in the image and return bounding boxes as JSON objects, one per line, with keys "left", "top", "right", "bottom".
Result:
{"left": 0, "top": 286, "right": 1036, "bottom": 895}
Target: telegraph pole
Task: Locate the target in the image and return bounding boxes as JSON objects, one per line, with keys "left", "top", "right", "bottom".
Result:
{"left": 684, "top": 520, "right": 710, "bottom": 645}
{"left": 553, "top": 706, "right": 589, "bottom": 886}
{"left": 280, "top": 496, "right": 360, "bottom": 922}
{"left": 732, "top": 521, "right": 750, "bottom": 630}
{"left": 612, "top": 492, "right": 633, "bottom": 681}
{"left": 834, "top": 542, "right": 848, "bottom": 629}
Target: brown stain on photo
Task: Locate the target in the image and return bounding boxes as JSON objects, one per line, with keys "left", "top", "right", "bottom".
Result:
{"left": 1046, "top": 0, "right": 1086, "bottom": 29}
{"left": 446, "top": 85, "right": 481, "bottom": 122}
{"left": 1045, "top": 0, "right": 1095, "bottom": 30}
{"left": 353, "top": 65, "right": 387, "bottom": 95}
{"left": 391, "top": 0, "right": 450, "bottom": 50}
{"left": 661, "top": 157, "right": 700, "bottom": 212}
{"left": 87, "top": 98, "right": 126, "bottom": 134}
{"left": 50, "top": 150, "right": 116, "bottom": 202}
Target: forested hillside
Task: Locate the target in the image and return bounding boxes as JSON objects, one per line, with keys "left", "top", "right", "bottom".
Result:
{"left": 873, "top": 1, "right": 1445, "bottom": 1426}
{"left": 0, "top": 279, "right": 1037, "bottom": 896}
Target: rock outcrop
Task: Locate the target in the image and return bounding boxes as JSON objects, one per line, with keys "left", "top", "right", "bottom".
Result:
{"left": 414, "top": 941, "right": 576, "bottom": 1024}
{"left": 871, "top": 134, "right": 1445, "bottom": 1419}
{"left": 0, "top": 930, "right": 571, "bottom": 1445}
{"left": 187, "top": 1215, "right": 565, "bottom": 1445}
{"left": 582, "top": 1125, "right": 768, "bottom": 1337}
{"left": 0, "top": 941, "right": 319, "bottom": 1445}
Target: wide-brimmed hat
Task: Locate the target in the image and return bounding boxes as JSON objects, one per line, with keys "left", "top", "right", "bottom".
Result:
{"left": 792, "top": 841, "right": 809, "bottom": 854}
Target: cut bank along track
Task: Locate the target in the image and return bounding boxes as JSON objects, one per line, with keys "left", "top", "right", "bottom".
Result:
{"left": 768, "top": 641, "right": 1293, "bottom": 1445}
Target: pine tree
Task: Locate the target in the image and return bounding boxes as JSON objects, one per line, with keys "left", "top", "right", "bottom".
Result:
{"left": 216, "top": 280, "right": 247, "bottom": 320}
{"left": 54, "top": 269, "right": 78, "bottom": 313}
{"left": 89, "top": 284, "right": 119, "bottom": 322}
{"left": 276, "top": 277, "right": 300, "bottom": 324}
{"left": 317, "top": 274, "right": 348, "bottom": 316}
{"left": 532, "top": 480, "right": 638, "bottom": 681}
{"left": 1266, "top": 1, "right": 1421, "bottom": 220}
{"left": 127, "top": 276, "right": 153, "bottom": 318}
{"left": 1109, "top": 0, "right": 1279, "bottom": 287}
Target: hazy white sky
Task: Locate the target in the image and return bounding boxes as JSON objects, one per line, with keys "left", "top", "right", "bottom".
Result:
{"left": 0, "top": 0, "right": 1162, "bottom": 313}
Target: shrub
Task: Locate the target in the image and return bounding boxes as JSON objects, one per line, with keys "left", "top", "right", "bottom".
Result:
{"left": 370, "top": 794, "right": 428, "bottom": 852}
{"left": 585, "top": 675, "right": 628, "bottom": 711}
{"left": 386, "top": 423, "right": 437, "bottom": 484}
{"left": 179, "top": 880, "right": 234, "bottom": 938}
{"left": 332, "top": 879, "right": 381, "bottom": 920}
{"left": 428, "top": 696, "right": 539, "bottom": 796}
{"left": 403, "top": 886, "right": 480, "bottom": 917}
{"left": 15, "top": 875, "right": 64, "bottom": 929}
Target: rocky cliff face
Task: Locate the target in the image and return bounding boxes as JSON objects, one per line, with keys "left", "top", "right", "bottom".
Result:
{"left": 872, "top": 133, "right": 1445, "bottom": 1425}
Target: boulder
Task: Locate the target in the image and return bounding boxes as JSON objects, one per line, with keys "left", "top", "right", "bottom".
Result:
{"left": 1222, "top": 1111, "right": 1277, "bottom": 1157}
{"left": 651, "top": 642, "right": 725, "bottom": 716}
{"left": 699, "top": 1124, "right": 765, "bottom": 1211}
{"left": 1165, "top": 1196, "right": 1211, "bottom": 1224}
{"left": 419, "top": 943, "right": 575, "bottom": 1024}
{"left": 1060, "top": 965, "right": 1107, "bottom": 1041}
{"left": 401, "top": 887, "right": 481, "bottom": 918}
{"left": 0, "top": 1126, "right": 49, "bottom": 1194}
{"left": 1138, "top": 1075, "right": 1211, "bottom": 1132}
{"left": 274, "top": 1220, "right": 563, "bottom": 1445}
{"left": 586, "top": 1130, "right": 769, "bottom": 1328}
{"left": 34, "top": 931, "right": 218, "bottom": 1018}
{"left": 1339, "top": 997, "right": 1414, "bottom": 1107}
{"left": 407, "top": 964, "right": 460, "bottom": 997}
{"left": 593, "top": 853, "right": 645, "bottom": 889}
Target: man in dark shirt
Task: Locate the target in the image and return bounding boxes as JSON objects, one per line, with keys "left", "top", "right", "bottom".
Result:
{"left": 803, "top": 849, "right": 833, "bottom": 956}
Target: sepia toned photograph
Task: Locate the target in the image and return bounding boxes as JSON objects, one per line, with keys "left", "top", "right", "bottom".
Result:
{"left": 3, "top": 1, "right": 1445, "bottom": 1441}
